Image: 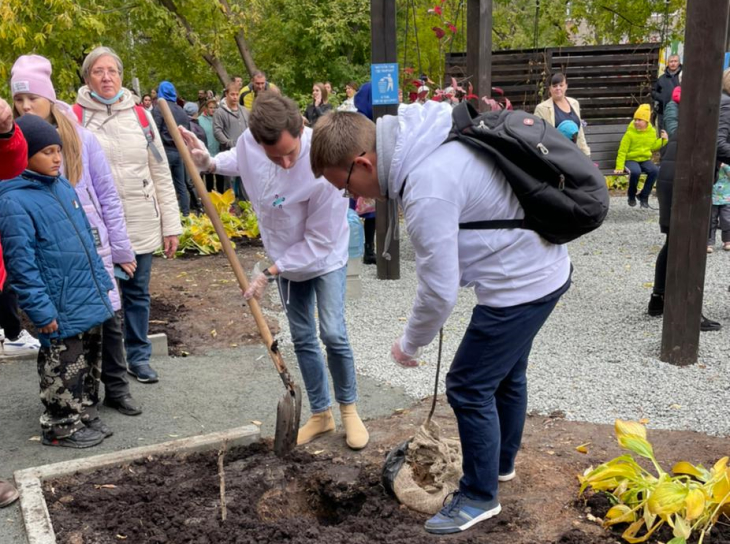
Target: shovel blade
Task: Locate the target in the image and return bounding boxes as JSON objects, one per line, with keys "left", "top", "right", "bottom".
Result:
{"left": 274, "top": 385, "right": 302, "bottom": 457}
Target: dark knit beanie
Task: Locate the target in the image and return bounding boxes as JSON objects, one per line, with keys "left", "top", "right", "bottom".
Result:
{"left": 15, "top": 114, "right": 62, "bottom": 159}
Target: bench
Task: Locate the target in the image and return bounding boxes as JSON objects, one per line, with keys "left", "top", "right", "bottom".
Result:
{"left": 584, "top": 123, "right": 628, "bottom": 176}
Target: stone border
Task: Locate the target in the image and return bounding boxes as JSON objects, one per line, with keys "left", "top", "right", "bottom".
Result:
{"left": 14, "top": 425, "right": 260, "bottom": 544}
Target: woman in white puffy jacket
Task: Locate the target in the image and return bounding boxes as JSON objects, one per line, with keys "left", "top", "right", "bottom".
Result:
{"left": 75, "top": 46, "right": 182, "bottom": 386}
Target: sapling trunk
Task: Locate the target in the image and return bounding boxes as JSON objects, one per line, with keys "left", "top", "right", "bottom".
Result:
{"left": 218, "top": 440, "right": 228, "bottom": 521}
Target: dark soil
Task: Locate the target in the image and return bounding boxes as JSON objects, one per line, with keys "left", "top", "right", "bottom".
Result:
{"left": 43, "top": 399, "right": 730, "bottom": 544}
{"left": 148, "top": 240, "right": 280, "bottom": 356}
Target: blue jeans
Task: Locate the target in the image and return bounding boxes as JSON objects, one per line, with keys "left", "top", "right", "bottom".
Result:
{"left": 626, "top": 160, "right": 658, "bottom": 201}
{"left": 119, "top": 253, "right": 153, "bottom": 369}
{"left": 446, "top": 278, "right": 570, "bottom": 502}
{"left": 278, "top": 266, "right": 357, "bottom": 413}
{"left": 166, "top": 149, "right": 190, "bottom": 216}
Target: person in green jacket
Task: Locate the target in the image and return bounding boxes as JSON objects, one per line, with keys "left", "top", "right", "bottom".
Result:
{"left": 614, "top": 104, "right": 668, "bottom": 208}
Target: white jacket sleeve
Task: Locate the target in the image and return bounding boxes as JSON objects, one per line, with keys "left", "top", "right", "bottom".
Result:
{"left": 214, "top": 148, "right": 240, "bottom": 177}
{"left": 401, "top": 196, "right": 461, "bottom": 355}
{"left": 146, "top": 111, "right": 183, "bottom": 237}
{"left": 274, "top": 182, "right": 347, "bottom": 276}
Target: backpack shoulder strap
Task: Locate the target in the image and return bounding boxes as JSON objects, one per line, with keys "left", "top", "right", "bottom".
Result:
{"left": 72, "top": 104, "right": 85, "bottom": 125}
{"left": 133, "top": 105, "right": 164, "bottom": 163}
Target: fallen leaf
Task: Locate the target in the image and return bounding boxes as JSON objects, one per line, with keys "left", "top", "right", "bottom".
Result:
{"left": 168, "top": 434, "right": 179, "bottom": 438}
{"left": 670, "top": 403, "right": 682, "bottom": 410}
{"left": 29, "top": 436, "right": 41, "bottom": 442}
{"left": 251, "top": 420, "right": 262, "bottom": 426}
{"left": 94, "top": 484, "right": 117, "bottom": 490}
{"left": 116, "top": 535, "right": 128, "bottom": 540}
{"left": 230, "top": 343, "right": 238, "bottom": 348}
{"left": 211, "top": 329, "right": 218, "bottom": 338}
{"left": 639, "top": 418, "right": 650, "bottom": 425}
{"left": 642, "top": 282, "right": 653, "bottom": 289}
{"left": 575, "top": 442, "right": 591, "bottom": 454}
{"left": 313, "top": 450, "right": 324, "bottom": 455}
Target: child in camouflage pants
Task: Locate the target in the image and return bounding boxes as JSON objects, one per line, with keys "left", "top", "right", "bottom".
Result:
{"left": 0, "top": 115, "right": 114, "bottom": 449}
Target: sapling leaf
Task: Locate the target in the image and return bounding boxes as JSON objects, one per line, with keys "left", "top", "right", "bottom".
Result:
{"left": 672, "top": 461, "right": 710, "bottom": 482}
{"left": 685, "top": 488, "right": 706, "bottom": 520}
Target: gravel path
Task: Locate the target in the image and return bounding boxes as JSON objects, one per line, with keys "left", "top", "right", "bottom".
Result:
{"left": 268, "top": 196, "right": 730, "bottom": 437}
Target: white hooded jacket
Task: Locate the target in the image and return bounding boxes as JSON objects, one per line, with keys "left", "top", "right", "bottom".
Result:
{"left": 215, "top": 127, "right": 349, "bottom": 281}
{"left": 379, "top": 102, "right": 571, "bottom": 355}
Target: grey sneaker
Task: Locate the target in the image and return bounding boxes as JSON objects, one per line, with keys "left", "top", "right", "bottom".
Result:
{"left": 424, "top": 491, "right": 501, "bottom": 534}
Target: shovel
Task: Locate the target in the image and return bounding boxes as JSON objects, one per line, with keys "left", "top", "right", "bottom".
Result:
{"left": 158, "top": 100, "right": 302, "bottom": 457}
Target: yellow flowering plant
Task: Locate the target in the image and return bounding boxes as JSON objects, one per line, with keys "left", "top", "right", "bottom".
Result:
{"left": 578, "top": 420, "right": 730, "bottom": 544}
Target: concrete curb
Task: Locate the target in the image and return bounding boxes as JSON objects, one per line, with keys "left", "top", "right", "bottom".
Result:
{"left": 14, "top": 425, "right": 260, "bottom": 544}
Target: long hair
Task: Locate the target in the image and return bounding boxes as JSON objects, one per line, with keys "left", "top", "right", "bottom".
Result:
{"left": 50, "top": 105, "right": 82, "bottom": 186}
{"left": 13, "top": 101, "right": 82, "bottom": 185}
{"left": 313, "top": 82, "right": 328, "bottom": 104}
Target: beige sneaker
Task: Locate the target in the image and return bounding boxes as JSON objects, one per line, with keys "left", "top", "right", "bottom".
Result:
{"left": 707, "top": 246, "right": 714, "bottom": 254}
{"left": 339, "top": 403, "right": 369, "bottom": 450}
{"left": 296, "top": 408, "right": 335, "bottom": 445}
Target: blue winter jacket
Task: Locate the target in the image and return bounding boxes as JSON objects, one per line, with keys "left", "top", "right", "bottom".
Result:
{"left": 0, "top": 170, "right": 114, "bottom": 346}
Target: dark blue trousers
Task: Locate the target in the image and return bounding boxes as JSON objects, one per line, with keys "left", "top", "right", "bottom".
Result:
{"left": 625, "top": 160, "right": 658, "bottom": 201}
{"left": 446, "top": 278, "right": 570, "bottom": 502}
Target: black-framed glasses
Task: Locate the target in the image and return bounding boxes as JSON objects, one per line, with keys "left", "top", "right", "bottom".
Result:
{"left": 343, "top": 151, "right": 366, "bottom": 199}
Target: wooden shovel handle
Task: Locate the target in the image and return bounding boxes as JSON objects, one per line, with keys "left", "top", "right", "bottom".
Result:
{"left": 157, "top": 100, "right": 295, "bottom": 389}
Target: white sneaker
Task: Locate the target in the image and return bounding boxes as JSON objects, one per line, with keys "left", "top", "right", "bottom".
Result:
{"left": 498, "top": 470, "right": 516, "bottom": 482}
{"left": 3, "top": 329, "right": 41, "bottom": 354}
{"left": 0, "top": 328, "right": 5, "bottom": 342}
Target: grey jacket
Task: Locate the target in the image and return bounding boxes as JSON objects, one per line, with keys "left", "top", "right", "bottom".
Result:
{"left": 213, "top": 103, "right": 250, "bottom": 151}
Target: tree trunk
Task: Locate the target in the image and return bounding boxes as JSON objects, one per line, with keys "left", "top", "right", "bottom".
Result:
{"left": 218, "top": 0, "right": 258, "bottom": 78}
{"left": 156, "top": 0, "right": 230, "bottom": 86}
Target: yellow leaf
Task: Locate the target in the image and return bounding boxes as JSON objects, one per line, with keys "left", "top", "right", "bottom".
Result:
{"left": 713, "top": 457, "right": 729, "bottom": 474}
{"left": 615, "top": 420, "right": 647, "bottom": 440}
{"left": 711, "top": 470, "right": 730, "bottom": 504}
{"left": 576, "top": 442, "right": 591, "bottom": 454}
{"left": 648, "top": 481, "right": 687, "bottom": 517}
{"left": 672, "top": 461, "right": 709, "bottom": 482}
{"left": 604, "top": 504, "right": 636, "bottom": 526}
{"left": 251, "top": 420, "right": 262, "bottom": 426}
{"left": 684, "top": 488, "right": 705, "bottom": 521}
{"left": 618, "top": 435, "right": 654, "bottom": 460}
{"left": 672, "top": 513, "right": 691, "bottom": 540}
{"left": 211, "top": 329, "right": 218, "bottom": 338}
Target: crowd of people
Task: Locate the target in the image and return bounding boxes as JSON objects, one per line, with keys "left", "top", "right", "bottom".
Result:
{"left": 1, "top": 46, "right": 728, "bottom": 538}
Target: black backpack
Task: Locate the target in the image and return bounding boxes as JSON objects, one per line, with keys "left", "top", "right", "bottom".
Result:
{"left": 447, "top": 101, "right": 609, "bottom": 245}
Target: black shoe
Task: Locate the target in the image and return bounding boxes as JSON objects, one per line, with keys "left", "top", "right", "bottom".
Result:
{"left": 628, "top": 197, "right": 637, "bottom": 207}
{"left": 647, "top": 293, "right": 664, "bottom": 316}
{"left": 701, "top": 315, "right": 722, "bottom": 332}
{"left": 128, "top": 363, "right": 159, "bottom": 383}
{"left": 103, "top": 395, "right": 143, "bottom": 416}
{"left": 639, "top": 199, "right": 650, "bottom": 209}
{"left": 42, "top": 426, "right": 105, "bottom": 449}
{"left": 84, "top": 418, "right": 114, "bottom": 438}
{"left": 363, "top": 243, "right": 376, "bottom": 265}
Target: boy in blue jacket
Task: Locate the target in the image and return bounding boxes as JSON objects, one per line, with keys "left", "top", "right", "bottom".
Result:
{"left": 0, "top": 114, "right": 115, "bottom": 449}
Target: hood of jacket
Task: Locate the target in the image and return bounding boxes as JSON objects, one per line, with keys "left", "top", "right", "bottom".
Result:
{"left": 377, "top": 101, "right": 454, "bottom": 200}
{"left": 672, "top": 86, "right": 681, "bottom": 103}
{"left": 158, "top": 81, "right": 177, "bottom": 102}
{"left": 76, "top": 85, "right": 137, "bottom": 113}
{"left": 0, "top": 172, "right": 41, "bottom": 197}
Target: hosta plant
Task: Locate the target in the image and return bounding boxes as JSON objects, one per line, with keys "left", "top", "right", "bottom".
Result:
{"left": 174, "top": 190, "right": 259, "bottom": 256}
{"left": 579, "top": 420, "right": 730, "bottom": 544}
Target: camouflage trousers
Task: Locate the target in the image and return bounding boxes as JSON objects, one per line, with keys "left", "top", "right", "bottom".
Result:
{"left": 37, "top": 327, "right": 102, "bottom": 439}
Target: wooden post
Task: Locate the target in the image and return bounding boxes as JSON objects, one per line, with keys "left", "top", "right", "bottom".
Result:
{"left": 661, "top": 0, "right": 730, "bottom": 365}
{"left": 467, "top": 0, "right": 492, "bottom": 108}
{"left": 371, "top": 0, "right": 400, "bottom": 280}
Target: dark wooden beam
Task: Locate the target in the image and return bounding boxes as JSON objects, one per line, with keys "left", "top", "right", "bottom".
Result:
{"left": 661, "top": 0, "right": 730, "bottom": 364}
{"left": 467, "top": 0, "right": 492, "bottom": 108}
{"left": 371, "top": 0, "right": 400, "bottom": 280}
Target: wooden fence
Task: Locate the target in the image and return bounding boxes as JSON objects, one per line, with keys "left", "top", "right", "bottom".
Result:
{"left": 445, "top": 43, "right": 660, "bottom": 125}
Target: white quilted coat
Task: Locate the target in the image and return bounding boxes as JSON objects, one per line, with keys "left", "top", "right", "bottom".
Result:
{"left": 75, "top": 86, "right": 182, "bottom": 254}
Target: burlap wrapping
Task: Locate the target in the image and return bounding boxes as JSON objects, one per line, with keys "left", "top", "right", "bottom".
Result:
{"left": 392, "top": 419, "right": 462, "bottom": 514}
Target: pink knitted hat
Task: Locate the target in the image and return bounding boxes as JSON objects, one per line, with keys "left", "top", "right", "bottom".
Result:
{"left": 10, "top": 55, "right": 57, "bottom": 103}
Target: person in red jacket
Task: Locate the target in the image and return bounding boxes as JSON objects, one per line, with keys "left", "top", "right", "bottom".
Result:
{"left": 0, "top": 96, "right": 23, "bottom": 508}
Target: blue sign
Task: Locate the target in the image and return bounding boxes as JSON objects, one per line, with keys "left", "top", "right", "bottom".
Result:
{"left": 725, "top": 52, "right": 730, "bottom": 70}
{"left": 371, "top": 63, "right": 399, "bottom": 106}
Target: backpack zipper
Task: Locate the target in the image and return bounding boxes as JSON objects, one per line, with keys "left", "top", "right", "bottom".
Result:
{"left": 504, "top": 115, "right": 565, "bottom": 189}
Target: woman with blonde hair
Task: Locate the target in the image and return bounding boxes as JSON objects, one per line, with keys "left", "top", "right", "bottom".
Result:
{"left": 11, "top": 54, "right": 143, "bottom": 420}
